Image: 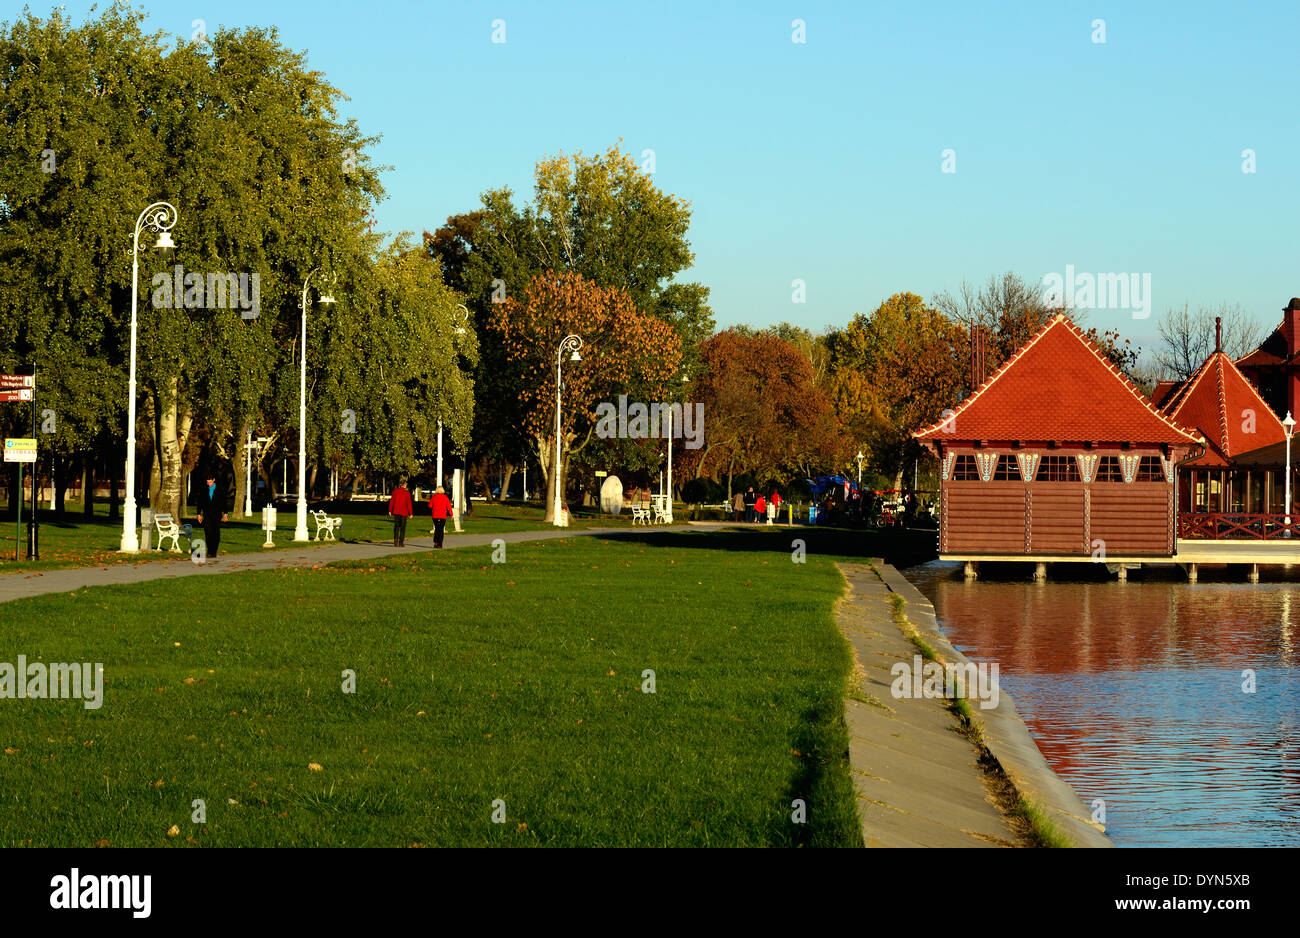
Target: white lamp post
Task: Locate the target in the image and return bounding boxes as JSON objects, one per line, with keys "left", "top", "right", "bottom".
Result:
{"left": 856, "top": 451, "right": 864, "bottom": 486}
{"left": 436, "top": 306, "right": 470, "bottom": 493}
{"left": 553, "top": 335, "right": 582, "bottom": 526}
{"left": 665, "top": 373, "right": 689, "bottom": 524}
{"left": 1285, "top": 411, "right": 1296, "bottom": 535}
{"left": 294, "top": 269, "right": 336, "bottom": 541}
{"left": 120, "top": 202, "right": 178, "bottom": 553}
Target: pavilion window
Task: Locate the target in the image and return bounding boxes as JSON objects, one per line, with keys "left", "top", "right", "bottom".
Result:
{"left": 1038, "top": 455, "right": 1081, "bottom": 482}
{"left": 952, "top": 454, "right": 980, "bottom": 480}
{"left": 1135, "top": 456, "right": 1164, "bottom": 482}
{"left": 1095, "top": 455, "right": 1124, "bottom": 482}
{"left": 992, "top": 457, "right": 1022, "bottom": 481}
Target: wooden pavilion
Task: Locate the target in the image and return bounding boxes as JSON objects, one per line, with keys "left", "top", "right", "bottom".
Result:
{"left": 914, "top": 315, "right": 1204, "bottom": 573}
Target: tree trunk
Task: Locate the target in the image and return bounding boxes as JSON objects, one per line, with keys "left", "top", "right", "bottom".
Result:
{"left": 155, "top": 378, "right": 186, "bottom": 520}
{"left": 108, "top": 452, "right": 120, "bottom": 520}
{"left": 83, "top": 457, "right": 95, "bottom": 518}
{"left": 231, "top": 440, "right": 247, "bottom": 520}
{"left": 501, "top": 462, "right": 515, "bottom": 502}
{"left": 54, "top": 455, "right": 68, "bottom": 518}
{"left": 309, "top": 462, "right": 319, "bottom": 502}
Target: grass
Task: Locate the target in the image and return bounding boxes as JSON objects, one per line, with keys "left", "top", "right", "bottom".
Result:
{"left": 0, "top": 527, "right": 884, "bottom": 847}
{"left": 1014, "top": 798, "right": 1074, "bottom": 849}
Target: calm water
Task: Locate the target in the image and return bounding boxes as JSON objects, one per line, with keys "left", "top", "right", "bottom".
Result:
{"left": 905, "top": 561, "right": 1300, "bottom": 847}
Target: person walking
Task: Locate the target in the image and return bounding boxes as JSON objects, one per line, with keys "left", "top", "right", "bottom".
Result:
{"left": 430, "top": 485, "right": 453, "bottom": 548}
{"left": 770, "top": 489, "right": 782, "bottom": 523}
{"left": 732, "top": 490, "right": 744, "bottom": 522}
{"left": 743, "top": 486, "right": 756, "bottom": 523}
{"left": 387, "top": 476, "right": 413, "bottom": 547}
{"left": 754, "top": 492, "right": 767, "bottom": 525}
{"left": 194, "top": 469, "right": 227, "bottom": 562}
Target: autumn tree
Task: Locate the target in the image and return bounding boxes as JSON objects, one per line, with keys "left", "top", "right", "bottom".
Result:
{"left": 425, "top": 144, "right": 713, "bottom": 496}
{"left": 826, "top": 293, "right": 966, "bottom": 488}
{"left": 487, "top": 271, "right": 681, "bottom": 521}
{"left": 678, "top": 330, "right": 843, "bottom": 496}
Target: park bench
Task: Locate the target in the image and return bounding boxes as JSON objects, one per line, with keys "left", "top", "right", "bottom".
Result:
{"left": 153, "top": 513, "right": 191, "bottom": 553}
{"left": 652, "top": 502, "right": 672, "bottom": 524}
{"left": 630, "top": 504, "right": 650, "bottom": 525}
{"left": 310, "top": 509, "right": 343, "bottom": 541}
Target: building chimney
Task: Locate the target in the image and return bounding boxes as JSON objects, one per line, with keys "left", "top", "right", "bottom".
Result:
{"left": 1287, "top": 298, "right": 1300, "bottom": 358}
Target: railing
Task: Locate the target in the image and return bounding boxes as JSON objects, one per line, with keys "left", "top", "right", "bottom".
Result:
{"left": 1179, "top": 513, "right": 1300, "bottom": 540}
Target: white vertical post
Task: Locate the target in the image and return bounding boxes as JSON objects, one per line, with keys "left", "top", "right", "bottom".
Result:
{"left": 437, "top": 418, "right": 444, "bottom": 489}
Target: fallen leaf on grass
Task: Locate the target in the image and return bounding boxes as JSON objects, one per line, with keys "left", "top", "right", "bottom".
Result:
{"left": 166, "top": 825, "right": 180, "bottom": 837}
{"left": 308, "top": 762, "right": 323, "bottom": 772}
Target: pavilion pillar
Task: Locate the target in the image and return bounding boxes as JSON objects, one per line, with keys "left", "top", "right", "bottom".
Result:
{"left": 963, "top": 561, "right": 978, "bottom": 579}
{"left": 1116, "top": 564, "right": 1127, "bottom": 582}
{"left": 1186, "top": 563, "right": 1198, "bottom": 583}
{"left": 1248, "top": 563, "right": 1260, "bottom": 583}
{"left": 1033, "top": 562, "right": 1047, "bottom": 581}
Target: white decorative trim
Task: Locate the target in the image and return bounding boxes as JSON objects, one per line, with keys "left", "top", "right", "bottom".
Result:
{"left": 1017, "top": 453, "right": 1040, "bottom": 483}
{"left": 975, "top": 452, "right": 998, "bottom": 482}
{"left": 1076, "top": 453, "right": 1099, "bottom": 484}
{"left": 941, "top": 451, "right": 957, "bottom": 481}
{"left": 1118, "top": 453, "right": 1141, "bottom": 483}
{"left": 1161, "top": 455, "right": 1174, "bottom": 484}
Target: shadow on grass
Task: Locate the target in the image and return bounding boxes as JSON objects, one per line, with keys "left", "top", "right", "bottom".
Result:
{"left": 784, "top": 696, "right": 864, "bottom": 847}
{"left": 587, "top": 526, "right": 937, "bottom": 567}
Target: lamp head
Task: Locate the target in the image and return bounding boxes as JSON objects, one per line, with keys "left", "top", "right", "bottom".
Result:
{"left": 1286, "top": 412, "right": 1296, "bottom": 434}
{"left": 318, "top": 292, "right": 336, "bottom": 305}
{"left": 153, "top": 230, "right": 176, "bottom": 250}
{"left": 570, "top": 350, "right": 581, "bottom": 362}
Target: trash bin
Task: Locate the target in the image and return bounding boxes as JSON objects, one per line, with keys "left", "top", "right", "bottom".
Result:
{"left": 140, "top": 508, "right": 154, "bottom": 551}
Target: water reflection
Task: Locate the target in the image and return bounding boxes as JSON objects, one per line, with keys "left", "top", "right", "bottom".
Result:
{"left": 905, "top": 561, "right": 1300, "bottom": 847}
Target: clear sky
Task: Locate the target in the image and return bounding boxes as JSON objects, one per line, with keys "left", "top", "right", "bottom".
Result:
{"left": 31, "top": 0, "right": 1300, "bottom": 350}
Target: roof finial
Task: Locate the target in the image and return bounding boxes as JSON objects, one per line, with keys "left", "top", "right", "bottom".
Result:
{"left": 1215, "top": 316, "right": 1222, "bottom": 354}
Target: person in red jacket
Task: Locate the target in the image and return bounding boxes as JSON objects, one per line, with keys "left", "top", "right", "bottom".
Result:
{"left": 429, "top": 485, "right": 453, "bottom": 548}
{"left": 387, "top": 476, "right": 414, "bottom": 547}
{"left": 754, "top": 493, "right": 766, "bottom": 524}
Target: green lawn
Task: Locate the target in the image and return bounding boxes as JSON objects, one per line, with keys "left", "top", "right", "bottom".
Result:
{"left": 0, "top": 527, "right": 875, "bottom": 847}
{"left": 0, "top": 500, "right": 626, "bottom": 575}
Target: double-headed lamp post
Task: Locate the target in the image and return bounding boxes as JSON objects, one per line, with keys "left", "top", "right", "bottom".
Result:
{"left": 293, "top": 269, "right": 336, "bottom": 542}
{"left": 1285, "top": 411, "right": 1296, "bottom": 534}
{"left": 438, "top": 306, "right": 471, "bottom": 490}
{"left": 120, "top": 202, "right": 178, "bottom": 553}
{"left": 553, "top": 335, "right": 583, "bottom": 527}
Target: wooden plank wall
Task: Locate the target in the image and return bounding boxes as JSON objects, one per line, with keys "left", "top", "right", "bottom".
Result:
{"left": 943, "top": 481, "right": 1173, "bottom": 556}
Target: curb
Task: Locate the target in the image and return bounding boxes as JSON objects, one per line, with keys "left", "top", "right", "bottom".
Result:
{"left": 876, "top": 564, "right": 1113, "bottom": 848}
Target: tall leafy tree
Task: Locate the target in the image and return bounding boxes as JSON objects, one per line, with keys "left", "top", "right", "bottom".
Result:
{"left": 488, "top": 271, "right": 680, "bottom": 522}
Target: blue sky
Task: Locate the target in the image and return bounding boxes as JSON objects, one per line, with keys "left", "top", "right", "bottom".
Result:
{"left": 33, "top": 0, "right": 1300, "bottom": 350}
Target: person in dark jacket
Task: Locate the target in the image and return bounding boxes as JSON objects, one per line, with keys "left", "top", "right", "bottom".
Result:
{"left": 194, "top": 471, "right": 227, "bottom": 561}
{"left": 430, "top": 486, "right": 453, "bottom": 548}
{"left": 743, "top": 486, "right": 757, "bottom": 523}
{"left": 388, "top": 477, "right": 413, "bottom": 546}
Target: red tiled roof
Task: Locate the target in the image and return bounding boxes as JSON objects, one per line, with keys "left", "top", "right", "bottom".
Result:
{"left": 915, "top": 315, "right": 1202, "bottom": 445}
{"left": 1162, "top": 350, "right": 1287, "bottom": 467}
{"left": 1150, "top": 379, "right": 1182, "bottom": 409}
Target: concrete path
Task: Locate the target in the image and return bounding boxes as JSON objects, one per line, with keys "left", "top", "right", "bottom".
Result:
{"left": 0, "top": 523, "right": 723, "bottom": 605}
{"left": 836, "top": 562, "right": 1021, "bottom": 848}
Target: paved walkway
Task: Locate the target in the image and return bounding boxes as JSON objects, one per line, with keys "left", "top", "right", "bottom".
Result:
{"left": 0, "top": 523, "right": 722, "bottom": 605}
{"left": 836, "top": 562, "right": 1021, "bottom": 847}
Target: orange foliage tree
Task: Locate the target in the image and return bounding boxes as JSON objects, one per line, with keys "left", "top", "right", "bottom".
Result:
{"left": 488, "top": 271, "right": 681, "bottom": 520}
{"left": 675, "top": 330, "right": 844, "bottom": 496}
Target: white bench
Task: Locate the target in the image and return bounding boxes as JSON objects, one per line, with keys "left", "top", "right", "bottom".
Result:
{"left": 630, "top": 505, "right": 650, "bottom": 525}
{"left": 653, "top": 503, "right": 672, "bottom": 524}
{"left": 311, "top": 509, "right": 343, "bottom": 541}
{"left": 153, "top": 513, "right": 190, "bottom": 553}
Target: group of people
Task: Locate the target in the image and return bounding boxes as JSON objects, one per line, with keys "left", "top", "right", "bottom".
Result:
{"left": 386, "top": 476, "right": 454, "bottom": 547}
{"left": 731, "top": 486, "right": 783, "bottom": 524}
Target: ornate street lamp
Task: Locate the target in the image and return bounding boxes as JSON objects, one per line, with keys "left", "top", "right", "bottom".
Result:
{"left": 120, "top": 202, "right": 178, "bottom": 553}
{"left": 856, "top": 451, "right": 865, "bottom": 486}
{"left": 553, "top": 335, "right": 582, "bottom": 527}
{"left": 1285, "top": 411, "right": 1296, "bottom": 535}
{"left": 293, "top": 269, "right": 336, "bottom": 541}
